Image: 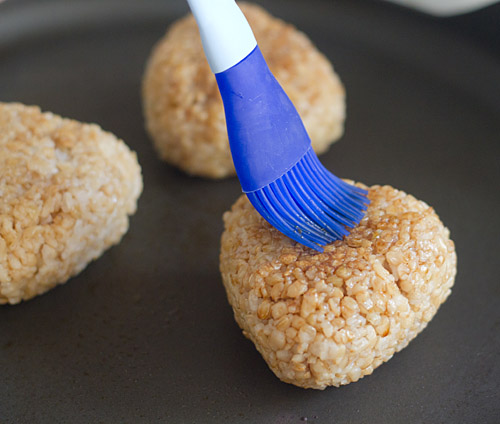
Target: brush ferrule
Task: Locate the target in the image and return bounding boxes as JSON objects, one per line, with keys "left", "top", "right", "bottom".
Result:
{"left": 216, "top": 47, "right": 311, "bottom": 192}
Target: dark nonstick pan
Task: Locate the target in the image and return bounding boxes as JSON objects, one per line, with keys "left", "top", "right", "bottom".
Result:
{"left": 1, "top": 0, "right": 499, "bottom": 422}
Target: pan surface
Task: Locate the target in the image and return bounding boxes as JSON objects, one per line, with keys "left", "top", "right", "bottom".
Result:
{"left": 1, "top": 0, "right": 499, "bottom": 422}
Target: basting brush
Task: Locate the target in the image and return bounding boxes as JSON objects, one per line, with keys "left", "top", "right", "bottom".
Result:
{"left": 186, "top": 0, "right": 369, "bottom": 251}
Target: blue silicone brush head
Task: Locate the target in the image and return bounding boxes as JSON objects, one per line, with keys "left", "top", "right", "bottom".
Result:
{"left": 246, "top": 150, "right": 368, "bottom": 251}
{"left": 187, "top": 0, "right": 369, "bottom": 251}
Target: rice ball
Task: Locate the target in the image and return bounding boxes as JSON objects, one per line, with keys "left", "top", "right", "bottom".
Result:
{"left": 220, "top": 184, "right": 457, "bottom": 389}
{"left": 0, "top": 102, "right": 143, "bottom": 304}
{"left": 142, "top": 2, "right": 346, "bottom": 178}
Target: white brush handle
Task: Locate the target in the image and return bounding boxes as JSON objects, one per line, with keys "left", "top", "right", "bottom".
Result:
{"left": 186, "top": 0, "right": 257, "bottom": 74}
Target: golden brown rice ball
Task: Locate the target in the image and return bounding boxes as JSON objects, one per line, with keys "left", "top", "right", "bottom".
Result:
{"left": 220, "top": 184, "right": 457, "bottom": 389}
{"left": 0, "top": 102, "right": 143, "bottom": 304}
{"left": 142, "top": 2, "right": 346, "bottom": 178}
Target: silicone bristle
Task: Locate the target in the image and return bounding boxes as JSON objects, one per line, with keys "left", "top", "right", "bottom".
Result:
{"left": 246, "top": 150, "right": 369, "bottom": 252}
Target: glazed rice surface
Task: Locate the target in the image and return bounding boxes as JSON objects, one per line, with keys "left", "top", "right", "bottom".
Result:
{"left": 220, "top": 184, "right": 456, "bottom": 389}
{"left": 0, "top": 103, "right": 142, "bottom": 304}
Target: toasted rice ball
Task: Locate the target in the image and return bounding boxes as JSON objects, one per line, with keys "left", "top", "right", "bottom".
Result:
{"left": 142, "top": 2, "right": 345, "bottom": 178}
{"left": 0, "top": 103, "right": 143, "bottom": 304}
{"left": 220, "top": 184, "right": 457, "bottom": 389}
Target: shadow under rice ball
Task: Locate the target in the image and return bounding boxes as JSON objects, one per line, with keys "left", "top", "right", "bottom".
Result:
{"left": 220, "top": 184, "right": 457, "bottom": 389}
{"left": 0, "top": 102, "right": 143, "bottom": 304}
{"left": 142, "top": 2, "right": 346, "bottom": 178}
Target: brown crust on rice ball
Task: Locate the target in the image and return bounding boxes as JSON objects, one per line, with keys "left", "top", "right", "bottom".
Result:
{"left": 220, "top": 184, "right": 457, "bottom": 389}
{"left": 142, "top": 2, "right": 345, "bottom": 178}
{"left": 0, "top": 103, "right": 143, "bottom": 304}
